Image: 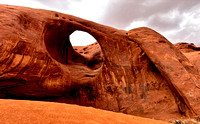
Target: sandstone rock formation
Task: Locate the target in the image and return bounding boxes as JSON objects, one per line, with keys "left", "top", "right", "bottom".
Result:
{"left": 0, "top": 4, "right": 200, "bottom": 121}
{"left": 175, "top": 42, "right": 200, "bottom": 53}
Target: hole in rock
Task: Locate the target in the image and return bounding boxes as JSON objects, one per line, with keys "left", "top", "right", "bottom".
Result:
{"left": 55, "top": 14, "right": 59, "bottom": 17}
{"left": 69, "top": 31, "right": 103, "bottom": 69}
{"left": 44, "top": 25, "right": 103, "bottom": 70}
{"left": 70, "top": 31, "right": 96, "bottom": 46}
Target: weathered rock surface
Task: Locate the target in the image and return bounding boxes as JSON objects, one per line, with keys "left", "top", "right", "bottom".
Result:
{"left": 0, "top": 4, "right": 200, "bottom": 121}
{"left": 0, "top": 99, "right": 168, "bottom": 124}
{"left": 73, "top": 42, "right": 103, "bottom": 69}
{"left": 128, "top": 28, "right": 200, "bottom": 116}
{"left": 175, "top": 42, "right": 200, "bottom": 53}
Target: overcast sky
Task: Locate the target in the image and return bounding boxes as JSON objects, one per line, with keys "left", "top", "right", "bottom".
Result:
{"left": 0, "top": 0, "right": 200, "bottom": 46}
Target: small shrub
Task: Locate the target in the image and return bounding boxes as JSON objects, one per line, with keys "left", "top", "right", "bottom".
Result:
{"left": 174, "top": 120, "right": 183, "bottom": 124}
{"left": 196, "top": 115, "right": 200, "bottom": 122}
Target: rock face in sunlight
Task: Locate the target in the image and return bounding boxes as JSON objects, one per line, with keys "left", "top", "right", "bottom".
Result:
{"left": 1, "top": 4, "right": 200, "bottom": 121}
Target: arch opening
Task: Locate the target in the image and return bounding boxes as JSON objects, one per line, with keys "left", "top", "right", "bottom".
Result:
{"left": 70, "top": 30, "right": 103, "bottom": 69}
{"left": 44, "top": 21, "right": 103, "bottom": 70}
{"left": 70, "top": 30, "right": 97, "bottom": 46}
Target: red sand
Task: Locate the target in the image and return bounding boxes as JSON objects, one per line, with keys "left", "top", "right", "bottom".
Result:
{"left": 0, "top": 99, "right": 168, "bottom": 124}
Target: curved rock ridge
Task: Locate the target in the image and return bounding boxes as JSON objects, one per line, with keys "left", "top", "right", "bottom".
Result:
{"left": 0, "top": 4, "right": 200, "bottom": 121}
{"left": 0, "top": 99, "right": 168, "bottom": 124}
{"left": 128, "top": 28, "right": 200, "bottom": 116}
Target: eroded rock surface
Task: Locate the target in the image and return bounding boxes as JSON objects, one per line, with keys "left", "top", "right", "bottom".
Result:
{"left": 175, "top": 42, "right": 200, "bottom": 53}
{"left": 0, "top": 4, "right": 200, "bottom": 121}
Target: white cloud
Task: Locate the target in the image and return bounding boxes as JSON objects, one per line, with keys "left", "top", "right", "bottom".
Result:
{"left": 125, "top": 21, "right": 147, "bottom": 30}
{"left": 67, "top": 0, "right": 109, "bottom": 22}
{"left": 165, "top": 11, "right": 200, "bottom": 46}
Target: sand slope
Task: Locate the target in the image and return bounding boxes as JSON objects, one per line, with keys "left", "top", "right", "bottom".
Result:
{"left": 0, "top": 99, "right": 168, "bottom": 124}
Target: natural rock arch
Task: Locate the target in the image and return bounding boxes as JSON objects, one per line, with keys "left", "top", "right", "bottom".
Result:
{"left": 0, "top": 4, "right": 200, "bottom": 120}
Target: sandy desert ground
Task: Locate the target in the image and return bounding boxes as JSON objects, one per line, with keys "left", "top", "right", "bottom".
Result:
{"left": 0, "top": 99, "right": 168, "bottom": 124}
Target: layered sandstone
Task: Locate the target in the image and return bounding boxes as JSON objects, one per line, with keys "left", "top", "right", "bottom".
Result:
{"left": 0, "top": 4, "right": 200, "bottom": 121}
